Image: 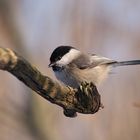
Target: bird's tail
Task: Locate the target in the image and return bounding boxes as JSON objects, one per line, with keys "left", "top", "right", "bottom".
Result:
{"left": 112, "top": 60, "right": 140, "bottom": 67}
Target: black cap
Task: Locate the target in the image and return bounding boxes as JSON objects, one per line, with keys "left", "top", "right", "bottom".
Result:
{"left": 50, "top": 46, "right": 74, "bottom": 63}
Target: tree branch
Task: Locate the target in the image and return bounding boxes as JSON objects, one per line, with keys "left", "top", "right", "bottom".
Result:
{"left": 0, "top": 47, "right": 103, "bottom": 117}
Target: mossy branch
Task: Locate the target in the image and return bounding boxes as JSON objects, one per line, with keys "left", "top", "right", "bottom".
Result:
{"left": 0, "top": 47, "right": 103, "bottom": 117}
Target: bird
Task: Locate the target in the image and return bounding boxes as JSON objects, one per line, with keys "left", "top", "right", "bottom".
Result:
{"left": 49, "top": 46, "right": 140, "bottom": 88}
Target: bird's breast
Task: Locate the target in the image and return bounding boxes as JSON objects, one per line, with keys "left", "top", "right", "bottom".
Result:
{"left": 54, "top": 68, "right": 80, "bottom": 88}
{"left": 54, "top": 64, "right": 112, "bottom": 88}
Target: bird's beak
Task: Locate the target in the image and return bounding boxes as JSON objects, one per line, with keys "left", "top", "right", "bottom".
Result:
{"left": 48, "top": 62, "right": 55, "bottom": 67}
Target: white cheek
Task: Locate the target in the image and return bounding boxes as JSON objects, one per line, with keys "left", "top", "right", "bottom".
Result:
{"left": 57, "top": 49, "right": 80, "bottom": 66}
{"left": 58, "top": 57, "right": 70, "bottom": 65}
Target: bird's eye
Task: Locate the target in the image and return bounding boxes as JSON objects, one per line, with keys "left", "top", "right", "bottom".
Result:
{"left": 58, "top": 56, "right": 61, "bottom": 60}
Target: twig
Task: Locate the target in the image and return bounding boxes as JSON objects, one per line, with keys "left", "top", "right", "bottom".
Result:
{"left": 0, "top": 47, "right": 102, "bottom": 117}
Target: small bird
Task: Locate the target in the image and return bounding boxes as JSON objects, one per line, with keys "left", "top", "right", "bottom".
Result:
{"left": 49, "top": 46, "right": 140, "bottom": 88}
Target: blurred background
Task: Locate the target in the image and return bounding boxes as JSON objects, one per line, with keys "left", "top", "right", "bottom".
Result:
{"left": 0, "top": 0, "right": 140, "bottom": 140}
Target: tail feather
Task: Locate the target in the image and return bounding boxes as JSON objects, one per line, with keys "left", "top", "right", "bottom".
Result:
{"left": 112, "top": 60, "right": 140, "bottom": 67}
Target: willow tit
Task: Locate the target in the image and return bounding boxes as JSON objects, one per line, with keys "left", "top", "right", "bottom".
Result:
{"left": 49, "top": 46, "right": 140, "bottom": 88}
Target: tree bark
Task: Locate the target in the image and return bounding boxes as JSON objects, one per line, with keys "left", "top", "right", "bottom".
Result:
{"left": 0, "top": 47, "right": 103, "bottom": 117}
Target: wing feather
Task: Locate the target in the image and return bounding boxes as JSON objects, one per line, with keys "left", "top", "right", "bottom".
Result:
{"left": 71, "top": 54, "right": 117, "bottom": 69}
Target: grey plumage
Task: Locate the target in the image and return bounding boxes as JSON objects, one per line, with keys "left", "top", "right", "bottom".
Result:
{"left": 49, "top": 46, "right": 140, "bottom": 88}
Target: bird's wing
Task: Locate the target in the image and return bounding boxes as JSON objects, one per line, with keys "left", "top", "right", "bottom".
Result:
{"left": 72, "top": 54, "right": 117, "bottom": 69}
{"left": 89, "top": 54, "right": 117, "bottom": 68}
